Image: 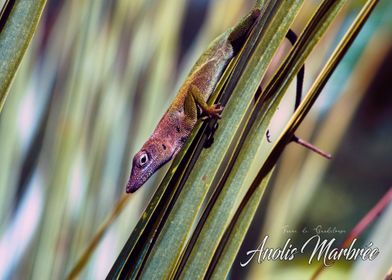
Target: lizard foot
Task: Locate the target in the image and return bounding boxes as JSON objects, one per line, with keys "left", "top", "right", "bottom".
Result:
{"left": 201, "top": 103, "right": 224, "bottom": 120}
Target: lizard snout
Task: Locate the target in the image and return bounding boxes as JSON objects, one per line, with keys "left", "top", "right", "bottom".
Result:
{"left": 126, "top": 163, "right": 145, "bottom": 193}
{"left": 126, "top": 179, "right": 139, "bottom": 193}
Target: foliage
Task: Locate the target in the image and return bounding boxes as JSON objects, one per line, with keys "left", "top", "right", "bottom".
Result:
{"left": 0, "top": 0, "right": 390, "bottom": 279}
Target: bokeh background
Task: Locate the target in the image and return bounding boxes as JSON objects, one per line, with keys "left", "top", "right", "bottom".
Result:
{"left": 0, "top": 0, "right": 391, "bottom": 279}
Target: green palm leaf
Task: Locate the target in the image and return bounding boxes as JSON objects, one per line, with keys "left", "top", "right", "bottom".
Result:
{"left": 0, "top": 0, "right": 46, "bottom": 112}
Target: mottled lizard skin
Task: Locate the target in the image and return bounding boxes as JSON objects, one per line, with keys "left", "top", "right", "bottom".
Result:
{"left": 127, "top": 9, "right": 260, "bottom": 192}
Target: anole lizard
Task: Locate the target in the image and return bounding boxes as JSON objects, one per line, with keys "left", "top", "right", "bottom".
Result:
{"left": 126, "top": 8, "right": 261, "bottom": 193}
{"left": 125, "top": 7, "right": 329, "bottom": 193}
{"left": 125, "top": 2, "right": 333, "bottom": 194}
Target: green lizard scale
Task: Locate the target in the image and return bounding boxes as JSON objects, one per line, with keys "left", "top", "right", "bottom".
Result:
{"left": 163, "top": 34, "right": 233, "bottom": 141}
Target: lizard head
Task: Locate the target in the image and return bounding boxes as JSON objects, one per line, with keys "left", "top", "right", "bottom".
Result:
{"left": 126, "top": 138, "right": 174, "bottom": 193}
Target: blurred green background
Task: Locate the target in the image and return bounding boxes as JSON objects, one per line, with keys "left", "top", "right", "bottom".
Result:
{"left": 0, "top": 0, "right": 391, "bottom": 279}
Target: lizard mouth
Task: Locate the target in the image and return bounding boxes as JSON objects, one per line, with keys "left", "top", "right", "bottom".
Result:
{"left": 127, "top": 169, "right": 154, "bottom": 193}
{"left": 126, "top": 180, "right": 139, "bottom": 193}
{"left": 126, "top": 170, "right": 148, "bottom": 193}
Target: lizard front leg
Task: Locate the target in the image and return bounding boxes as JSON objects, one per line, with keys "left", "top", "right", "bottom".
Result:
{"left": 189, "top": 85, "right": 224, "bottom": 119}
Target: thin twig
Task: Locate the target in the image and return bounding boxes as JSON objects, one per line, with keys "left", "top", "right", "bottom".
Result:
{"left": 311, "top": 187, "right": 392, "bottom": 280}
{"left": 66, "top": 194, "right": 131, "bottom": 279}
{"left": 292, "top": 135, "right": 332, "bottom": 159}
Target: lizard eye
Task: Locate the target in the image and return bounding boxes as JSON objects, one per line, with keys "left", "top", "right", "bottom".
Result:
{"left": 138, "top": 153, "right": 149, "bottom": 167}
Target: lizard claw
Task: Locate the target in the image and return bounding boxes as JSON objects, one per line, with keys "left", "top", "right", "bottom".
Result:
{"left": 205, "top": 103, "right": 224, "bottom": 119}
